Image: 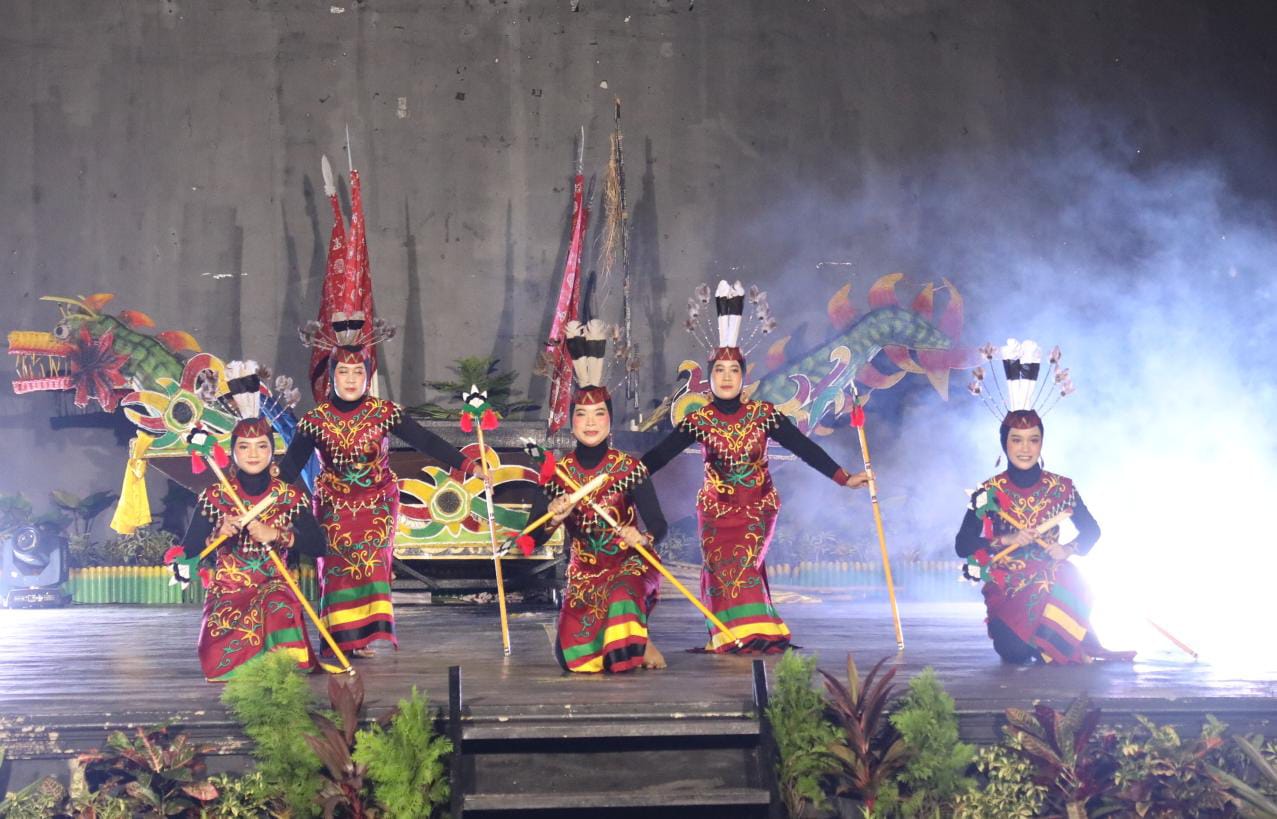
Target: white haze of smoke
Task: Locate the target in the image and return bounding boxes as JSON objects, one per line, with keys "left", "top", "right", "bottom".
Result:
{"left": 729, "top": 123, "right": 1276, "bottom": 663}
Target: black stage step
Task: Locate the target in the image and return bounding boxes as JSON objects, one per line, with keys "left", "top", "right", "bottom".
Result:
{"left": 448, "top": 663, "right": 783, "bottom": 819}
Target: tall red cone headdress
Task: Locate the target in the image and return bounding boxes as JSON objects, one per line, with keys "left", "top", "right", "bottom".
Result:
{"left": 301, "top": 151, "right": 391, "bottom": 401}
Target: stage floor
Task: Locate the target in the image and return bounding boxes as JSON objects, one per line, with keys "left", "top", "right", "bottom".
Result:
{"left": 1, "top": 595, "right": 1274, "bottom": 756}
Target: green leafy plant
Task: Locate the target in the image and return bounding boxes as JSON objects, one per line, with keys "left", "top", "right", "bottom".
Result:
{"left": 353, "top": 686, "right": 453, "bottom": 818}
{"left": 953, "top": 735, "right": 1047, "bottom": 818}
{"left": 51, "top": 489, "right": 118, "bottom": 538}
{"left": 1102, "top": 715, "right": 1233, "bottom": 817}
{"left": 306, "top": 673, "right": 373, "bottom": 818}
{"left": 876, "top": 667, "right": 975, "bottom": 817}
{"left": 222, "top": 651, "right": 324, "bottom": 817}
{"left": 819, "top": 654, "right": 907, "bottom": 812}
{"left": 100, "top": 526, "right": 176, "bottom": 566}
{"left": 0, "top": 776, "right": 69, "bottom": 819}
{"left": 1212, "top": 735, "right": 1277, "bottom": 817}
{"left": 410, "top": 356, "right": 538, "bottom": 420}
{"left": 1002, "top": 695, "right": 1115, "bottom": 819}
{"left": 201, "top": 771, "right": 286, "bottom": 818}
{"left": 767, "top": 650, "right": 839, "bottom": 818}
{"left": 78, "top": 725, "right": 218, "bottom": 816}
{"left": 0, "top": 494, "right": 35, "bottom": 534}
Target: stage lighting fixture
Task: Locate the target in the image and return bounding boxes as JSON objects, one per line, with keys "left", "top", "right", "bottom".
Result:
{"left": 1, "top": 524, "right": 71, "bottom": 608}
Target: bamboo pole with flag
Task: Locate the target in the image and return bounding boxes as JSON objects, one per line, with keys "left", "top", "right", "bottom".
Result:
{"left": 542, "top": 129, "right": 591, "bottom": 435}
{"left": 848, "top": 389, "right": 905, "bottom": 650}
{"left": 183, "top": 428, "right": 354, "bottom": 674}
{"left": 461, "top": 387, "right": 513, "bottom": 655}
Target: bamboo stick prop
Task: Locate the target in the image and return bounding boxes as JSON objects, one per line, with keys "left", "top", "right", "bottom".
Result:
{"left": 196, "top": 492, "right": 278, "bottom": 560}
{"left": 552, "top": 464, "right": 745, "bottom": 650}
{"left": 186, "top": 431, "right": 353, "bottom": 674}
{"left": 508, "top": 472, "right": 608, "bottom": 547}
{"left": 848, "top": 394, "right": 905, "bottom": 650}
{"left": 1147, "top": 618, "right": 1199, "bottom": 660}
{"left": 460, "top": 389, "right": 512, "bottom": 656}
{"left": 988, "top": 509, "right": 1073, "bottom": 563}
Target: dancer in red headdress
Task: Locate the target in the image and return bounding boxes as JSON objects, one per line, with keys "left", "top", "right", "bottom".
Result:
{"left": 524, "top": 320, "right": 670, "bottom": 673}
{"left": 642, "top": 282, "right": 868, "bottom": 654}
{"left": 175, "top": 362, "right": 326, "bottom": 682}
{"left": 956, "top": 340, "right": 1135, "bottom": 664}
{"left": 276, "top": 156, "right": 468, "bottom": 658}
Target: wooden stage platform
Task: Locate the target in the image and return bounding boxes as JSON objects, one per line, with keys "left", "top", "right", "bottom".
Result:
{"left": 2, "top": 595, "right": 1274, "bottom": 813}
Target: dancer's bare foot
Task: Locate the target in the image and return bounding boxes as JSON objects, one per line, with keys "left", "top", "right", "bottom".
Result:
{"left": 641, "top": 642, "right": 667, "bottom": 670}
{"left": 351, "top": 647, "right": 377, "bottom": 659}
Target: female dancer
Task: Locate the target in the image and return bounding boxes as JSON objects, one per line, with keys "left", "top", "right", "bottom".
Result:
{"left": 642, "top": 281, "right": 866, "bottom": 653}
{"left": 175, "top": 368, "right": 326, "bottom": 681}
{"left": 279, "top": 335, "right": 467, "bottom": 657}
{"left": 525, "top": 320, "right": 669, "bottom": 672}
{"left": 957, "top": 340, "right": 1134, "bottom": 664}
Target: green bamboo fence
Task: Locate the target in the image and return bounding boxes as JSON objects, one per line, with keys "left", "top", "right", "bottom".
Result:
{"left": 66, "top": 565, "right": 320, "bottom": 606}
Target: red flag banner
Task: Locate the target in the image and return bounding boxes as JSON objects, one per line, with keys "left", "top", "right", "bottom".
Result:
{"left": 546, "top": 173, "right": 588, "bottom": 434}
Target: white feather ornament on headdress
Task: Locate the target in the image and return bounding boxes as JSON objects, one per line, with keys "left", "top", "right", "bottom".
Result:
{"left": 223, "top": 360, "right": 262, "bottom": 420}
{"left": 683, "top": 278, "right": 778, "bottom": 358}
{"left": 971, "top": 337, "right": 1073, "bottom": 420}
{"left": 715, "top": 279, "right": 746, "bottom": 349}
{"left": 321, "top": 154, "right": 336, "bottom": 198}
{"left": 565, "top": 319, "right": 611, "bottom": 389}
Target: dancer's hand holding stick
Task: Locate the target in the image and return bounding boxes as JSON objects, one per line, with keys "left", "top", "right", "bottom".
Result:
{"left": 551, "top": 464, "right": 745, "bottom": 650}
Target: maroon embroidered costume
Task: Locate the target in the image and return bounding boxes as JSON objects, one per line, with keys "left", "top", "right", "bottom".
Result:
{"left": 293, "top": 396, "right": 403, "bottom": 652}
{"left": 956, "top": 467, "right": 1103, "bottom": 664}
{"left": 643, "top": 397, "right": 852, "bottom": 653}
{"left": 183, "top": 476, "right": 316, "bottom": 681}
{"left": 538, "top": 449, "right": 663, "bottom": 672}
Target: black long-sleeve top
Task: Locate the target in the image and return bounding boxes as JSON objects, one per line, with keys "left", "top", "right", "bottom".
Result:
{"left": 640, "top": 395, "right": 845, "bottom": 481}
{"left": 180, "top": 468, "right": 327, "bottom": 562}
{"left": 275, "top": 395, "right": 466, "bottom": 484}
{"left": 526, "top": 441, "right": 668, "bottom": 549}
{"left": 953, "top": 464, "right": 1101, "bottom": 558}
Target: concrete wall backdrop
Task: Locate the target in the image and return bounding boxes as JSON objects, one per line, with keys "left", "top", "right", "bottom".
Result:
{"left": 1, "top": 1, "right": 1275, "bottom": 559}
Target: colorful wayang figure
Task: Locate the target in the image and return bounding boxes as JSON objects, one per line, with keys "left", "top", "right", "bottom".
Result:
{"left": 525, "top": 320, "right": 670, "bottom": 673}
{"left": 276, "top": 156, "right": 468, "bottom": 658}
{"left": 956, "top": 339, "right": 1135, "bottom": 664}
{"left": 642, "top": 282, "right": 868, "bottom": 653}
{"left": 174, "top": 362, "right": 326, "bottom": 682}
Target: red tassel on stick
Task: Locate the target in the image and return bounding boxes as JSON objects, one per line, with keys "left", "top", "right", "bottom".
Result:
{"left": 850, "top": 404, "right": 866, "bottom": 428}
{"left": 213, "top": 445, "right": 230, "bottom": 469}
{"left": 981, "top": 516, "right": 993, "bottom": 540}
{"left": 191, "top": 454, "right": 206, "bottom": 474}
{"left": 163, "top": 545, "right": 184, "bottom": 564}
{"left": 516, "top": 534, "right": 535, "bottom": 556}
{"left": 480, "top": 407, "right": 498, "bottom": 431}
{"left": 460, "top": 413, "right": 474, "bottom": 433}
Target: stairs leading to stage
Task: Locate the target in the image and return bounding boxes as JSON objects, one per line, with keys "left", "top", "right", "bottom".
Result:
{"left": 448, "top": 663, "right": 782, "bottom": 819}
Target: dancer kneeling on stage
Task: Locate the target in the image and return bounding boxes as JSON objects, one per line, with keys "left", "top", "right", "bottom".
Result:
{"left": 956, "top": 339, "right": 1134, "bottom": 665}
{"left": 174, "top": 374, "right": 328, "bottom": 683}
{"left": 524, "top": 320, "right": 669, "bottom": 673}
{"left": 642, "top": 281, "right": 867, "bottom": 654}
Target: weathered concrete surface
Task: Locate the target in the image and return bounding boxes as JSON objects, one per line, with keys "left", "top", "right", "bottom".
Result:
{"left": 1, "top": 0, "right": 1274, "bottom": 503}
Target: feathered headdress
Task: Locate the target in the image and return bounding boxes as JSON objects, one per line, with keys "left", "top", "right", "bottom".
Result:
{"left": 684, "top": 279, "right": 777, "bottom": 364}
{"left": 967, "top": 338, "right": 1074, "bottom": 428}
{"left": 218, "top": 360, "right": 303, "bottom": 442}
{"left": 299, "top": 153, "right": 394, "bottom": 400}
{"left": 565, "top": 318, "right": 613, "bottom": 406}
